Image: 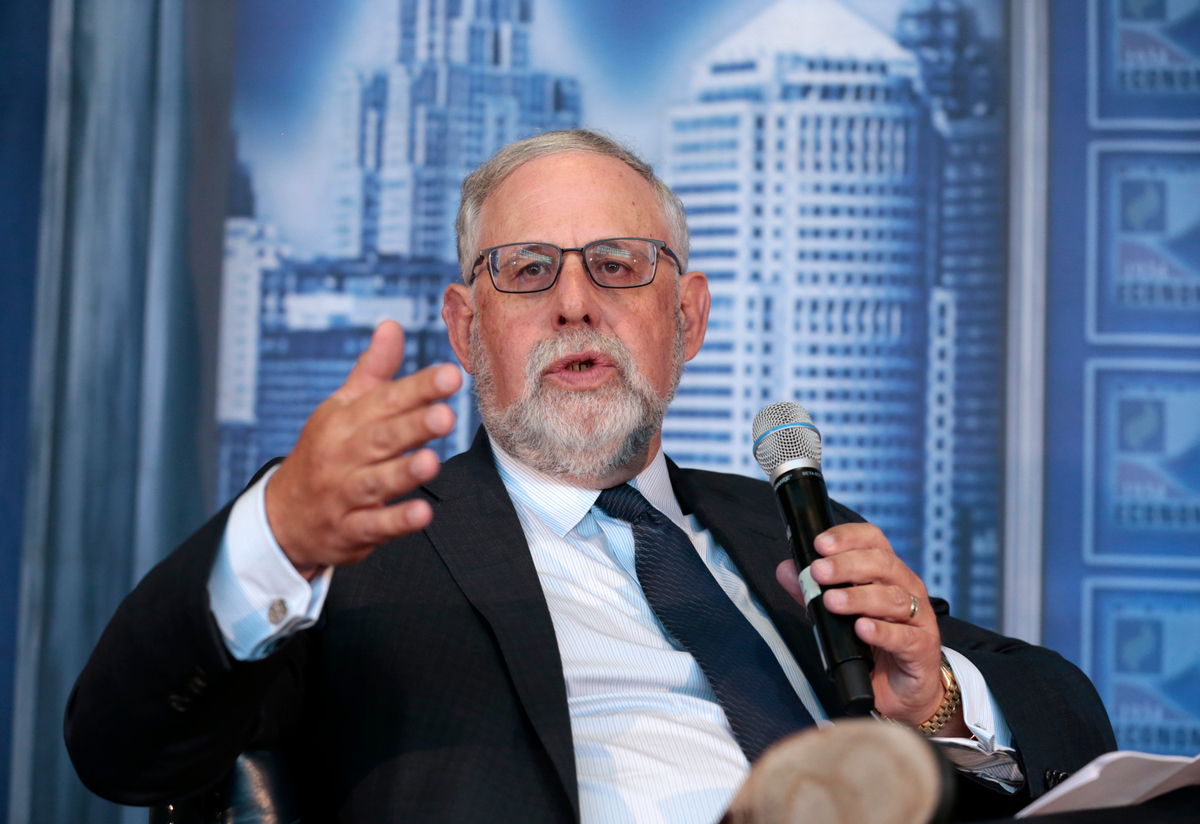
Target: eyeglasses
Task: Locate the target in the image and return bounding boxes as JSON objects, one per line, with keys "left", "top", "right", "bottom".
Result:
{"left": 472, "top": 237, "right": 681, "bottom": 294}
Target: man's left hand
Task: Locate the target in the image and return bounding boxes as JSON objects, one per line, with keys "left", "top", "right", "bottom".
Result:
{"left": 775, "top": 524, "right": 965, "bottom": 735}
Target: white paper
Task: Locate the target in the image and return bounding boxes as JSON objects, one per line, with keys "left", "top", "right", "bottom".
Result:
{"left": 1017, "top": 750, "right": 1200, "bottom": 817}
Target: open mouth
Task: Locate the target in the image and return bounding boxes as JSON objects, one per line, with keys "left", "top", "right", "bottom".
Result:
{"left": 544, "top": 350, "right": 618, "bottom": 382}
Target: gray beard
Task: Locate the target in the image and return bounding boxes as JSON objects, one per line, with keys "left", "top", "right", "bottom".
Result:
{"left": 471, "top": 321, "right": 685, "bottom": 487}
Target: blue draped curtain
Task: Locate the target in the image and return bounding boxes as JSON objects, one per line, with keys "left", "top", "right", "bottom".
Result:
{"left": 8, "top": 0, "right": 233, "bottom": 820}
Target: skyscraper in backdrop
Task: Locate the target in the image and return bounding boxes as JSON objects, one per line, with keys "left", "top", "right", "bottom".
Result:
{"left": 334, "top": 0, "right": 581, "bottom": 260}
{"left": 661, "top": 0, "right": 1007, "bottom": 623}
{"left": 663, "top": 0, "right": 932, "bottom": 572}
{"left": 897, "top": 0, "right": 1006, "bottom": 627}
{"left": 215, "top": 0, "right": 582, "bottom": 505}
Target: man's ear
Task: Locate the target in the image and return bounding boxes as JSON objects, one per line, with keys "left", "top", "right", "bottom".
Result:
{"left": 678, "top": 271, "right": 710, "bottom": 362}
{"left": 442, "top": 283, "right": 476, "bottom": 374}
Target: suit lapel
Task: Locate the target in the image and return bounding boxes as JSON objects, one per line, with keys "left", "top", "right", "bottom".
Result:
{"left": 416, "top": 432, "right": 847, "bottom": 815}
{"left": 421, "top": 429, "right": 578, "bottom": 819}
{"left": 666, "top": 459, "right": 844, "bottom": 718}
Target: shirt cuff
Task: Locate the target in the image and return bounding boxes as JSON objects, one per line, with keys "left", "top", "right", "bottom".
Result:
{"left": 931, "top": 646, "right": 1026, "bottom": 791}
{"left": 207, "top": 465, "right": 334, "bottom": 661}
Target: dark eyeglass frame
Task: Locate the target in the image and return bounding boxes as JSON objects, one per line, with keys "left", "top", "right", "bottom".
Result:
{"left": 471, "top": 237, "right": 682, "bottom": 293}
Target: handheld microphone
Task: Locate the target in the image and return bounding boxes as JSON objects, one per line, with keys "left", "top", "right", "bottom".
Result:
{"left": 752, "top": 402, "right": 875, "bottom": 716}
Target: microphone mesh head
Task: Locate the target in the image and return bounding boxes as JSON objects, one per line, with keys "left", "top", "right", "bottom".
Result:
{"left": 752, "top": 402, "right": 823, "bottom": 475}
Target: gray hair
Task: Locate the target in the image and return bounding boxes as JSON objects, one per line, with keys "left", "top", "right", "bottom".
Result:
{"left": 455, "top": 129, "right": 690, "bottom": 283}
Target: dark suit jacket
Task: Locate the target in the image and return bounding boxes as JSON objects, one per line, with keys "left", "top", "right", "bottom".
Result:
{"left": 65, "top": 428, "right": 1116, "bottom": 822}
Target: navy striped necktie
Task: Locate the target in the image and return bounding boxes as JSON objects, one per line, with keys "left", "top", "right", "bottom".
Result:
{"left": 594, "top": 483, "right": 816, "bottom": 762}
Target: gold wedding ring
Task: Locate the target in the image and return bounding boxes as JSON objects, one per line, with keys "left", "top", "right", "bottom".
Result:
{"left": 907, "top": 593, "right": 919, "bottom": 620}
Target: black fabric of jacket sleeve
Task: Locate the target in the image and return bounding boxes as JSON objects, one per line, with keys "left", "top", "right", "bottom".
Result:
{"left": 936, "top": 603, "right": 1117, "bottom": 801}
{"left": 64, "top": 462, "right": 307, "bottom": 805}
{"left": 826, "top": 505, "right": 1115, "bottom": 819}
{"left": 64, "top": 442, "right": 581, "bottom": 822}
{"left": 838, "top": 485, "right": 1117, "bottom": 807}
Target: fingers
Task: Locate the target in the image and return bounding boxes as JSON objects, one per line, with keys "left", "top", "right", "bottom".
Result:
{"left": 777, "top": 537, "right": 943, "bottom": 723}
{"left": 777, "top": 558, "right": 923, "bottom": 620}
{"left": 822, "top": 583, "right": 925, "bottom": 625}
{"left": 813, "top": 522, "right": 890, "bottom": 556}
{"left": 349, "top": 400, "right": 457, "bottom": 465}
{"left": 775, "top": 560, "right": 804, "bottom": 604}
{"left": 264, "top": 351, "right": 462, "bottom": 574}
{"left": 798, "top": 525, "right": 945, "bottom": 724}
{"left": 348, "top": 362, "right": 463, "bottom": 430}
{"left": 341, "top": 498, "right": 435, "bottom": 549}
{"left": 810, "top": 547, "right": 910, "bottom": 590}
{"left": 339, "top": 321, "right": 407, "bottom": 400}
{"left": 808, "top": 523, "right": 923, "bottom": 597}
{"left": 343, "top": 448, "right": 442, "bottom": 509}
{"left": 854, "top": 617, "right": 940, "bottom": 672}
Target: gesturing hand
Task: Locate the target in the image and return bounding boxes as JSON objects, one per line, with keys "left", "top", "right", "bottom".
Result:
{"left": 775, "top": 524, "right": 967, "bottom": 736}
{"left": 264, "top": 320, "right": 462, "bottom": 579}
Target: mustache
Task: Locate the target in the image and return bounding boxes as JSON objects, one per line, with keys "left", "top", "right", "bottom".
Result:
{"left": 523, "top": 328, "right": 636, "bottom": 387}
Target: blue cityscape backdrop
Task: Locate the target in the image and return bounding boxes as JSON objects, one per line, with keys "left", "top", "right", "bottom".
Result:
{"left": 217, "top": 0, "right": 1200, "bottom": 756}
{"left": 219, "top": 0, "right": 1008, "bottom": 626}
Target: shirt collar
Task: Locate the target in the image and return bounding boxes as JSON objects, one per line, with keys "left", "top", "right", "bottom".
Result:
{"left": 489, "top": 434, "right": 689, "bottom": 537}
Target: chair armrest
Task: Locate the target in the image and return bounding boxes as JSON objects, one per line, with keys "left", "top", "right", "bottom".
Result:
{"left": 148, "top": 748, "right": 300, "bottom": 823}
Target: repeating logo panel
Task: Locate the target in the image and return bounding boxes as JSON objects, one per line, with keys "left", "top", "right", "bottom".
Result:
{"left": 1088, "top": 144, "right": 1200, "bottom": 345}
{"left": 1090, "top": 0, "right": 1200, "bottom": 128}
{"left": 1086, "top": 579, "right": 1200, "bottom": 755}
{"left": 1084, "top": 360, "right": 1200, "bottom": 566}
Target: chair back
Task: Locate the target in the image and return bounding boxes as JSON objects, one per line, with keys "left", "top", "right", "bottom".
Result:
{"left": 148, "top": 748, "right": 299, "bottom": 824}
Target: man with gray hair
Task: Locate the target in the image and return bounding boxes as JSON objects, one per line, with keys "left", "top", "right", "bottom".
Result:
{"left": 67, "top": 130, "right": 1114, "bottom": 823}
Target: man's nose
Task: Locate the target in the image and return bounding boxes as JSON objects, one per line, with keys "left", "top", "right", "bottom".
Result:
{"left": 551, "top": 251, "right": 600, "bottom": 328}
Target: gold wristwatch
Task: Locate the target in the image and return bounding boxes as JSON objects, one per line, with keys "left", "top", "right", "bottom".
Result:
{"left": 878, "top": 654, "right": 962, "bottom": 735}
{"left": 916, "top": 654, "right": 961, "bottom": 736}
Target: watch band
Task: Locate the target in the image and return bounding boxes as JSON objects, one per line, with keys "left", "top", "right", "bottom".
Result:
{"left": 916, "top": 654, "right": 962, "bottom": 736}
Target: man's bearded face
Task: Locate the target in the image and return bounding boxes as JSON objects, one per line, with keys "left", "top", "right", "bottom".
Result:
{"left": 471, "top": 316, "right": 686, "bottom": 485}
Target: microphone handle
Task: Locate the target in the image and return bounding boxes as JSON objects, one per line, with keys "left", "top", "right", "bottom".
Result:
{"left": 773, "top": 466, "right": 876, "bottom": 716}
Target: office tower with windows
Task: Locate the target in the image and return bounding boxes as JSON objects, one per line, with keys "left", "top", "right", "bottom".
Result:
{"left": 218, "top": 1, "right": 580, "bottom": 503}
{"left": 334, "top": 0, "right": 582, "bottom": 261}
{"left": 216, "top": 213, "right": 283, "bottom": 505}
{"left": 898, "top": 0, "right": 1007, "bottom": 625}
{"left": 216, "top": 219, "right": 467, "bottom": 505}
{"left": 662, "top": 0, "right": 933, "bottom": 571}
{"left": 252, "top": 255, "right": 466, "bottom": 487}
